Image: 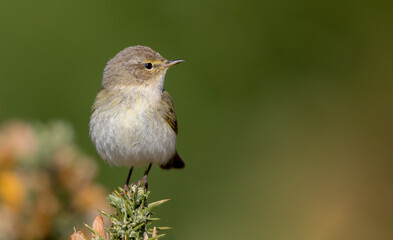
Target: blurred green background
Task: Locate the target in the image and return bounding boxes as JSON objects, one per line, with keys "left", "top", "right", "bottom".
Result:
{"left": 1, "top": 0, "right": 393, "bottom": 239}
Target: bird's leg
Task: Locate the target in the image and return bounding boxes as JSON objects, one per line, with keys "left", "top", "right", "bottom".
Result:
{"left": 124, "top": 167, "right": 134, "bottom": 191}
{"left": 144, "top": 163, "right": 152, "bottom": 176}
{"left": 141, "top": 163, "right": 152, "bottom": 190}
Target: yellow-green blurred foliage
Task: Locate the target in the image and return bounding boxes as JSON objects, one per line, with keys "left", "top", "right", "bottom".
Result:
{"left": 0, "top": 0, "right": 392, "bottom": 239}
{"left": 0, "top": 121, "right": 109, "bottom": 240}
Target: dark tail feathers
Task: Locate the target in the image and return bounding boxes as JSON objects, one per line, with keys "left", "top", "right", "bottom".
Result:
{"left": 160, "top": 152, "right": 185, "bottom": 169}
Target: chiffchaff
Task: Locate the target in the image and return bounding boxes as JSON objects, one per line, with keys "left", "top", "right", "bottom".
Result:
{"left": 89, "top": 45, "right": 185, "bottom": 186}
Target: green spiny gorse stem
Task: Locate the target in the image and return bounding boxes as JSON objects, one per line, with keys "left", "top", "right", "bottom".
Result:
{"left": 93, "top": 180, "right": 170, "bottom": 240}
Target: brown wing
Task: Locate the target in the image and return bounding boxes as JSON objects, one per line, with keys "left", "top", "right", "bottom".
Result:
{"left": 160, "top": 90, "right": 185, "bottom": 169}
{"left": 161, "top": 90, "right": 178, "bottom": 134}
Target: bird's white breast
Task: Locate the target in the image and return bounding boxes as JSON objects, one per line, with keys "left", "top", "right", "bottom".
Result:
{"left": 89, "top": 86, "right": 176, "bottom": 167}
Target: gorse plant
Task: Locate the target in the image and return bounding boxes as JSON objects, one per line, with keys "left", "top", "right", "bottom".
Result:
{"left": 72, "top": 180, "right": 170, "bottom": 240}
{"left": 0, "top": 120, "right": 109, "bottom": 240}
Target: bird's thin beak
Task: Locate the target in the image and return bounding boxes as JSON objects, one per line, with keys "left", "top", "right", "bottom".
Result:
{"left": 165, "top": 60, "right": 184, "bottom": 68}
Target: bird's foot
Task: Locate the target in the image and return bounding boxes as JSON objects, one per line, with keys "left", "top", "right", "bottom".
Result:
{"left": 141, "top": 174, "right": 148, "bottom": 190}
{"left": 131, "top": 175, "right": 149, "bottom": 191}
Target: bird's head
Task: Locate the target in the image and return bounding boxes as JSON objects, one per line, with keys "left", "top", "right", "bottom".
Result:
{"left": 102, "top": 45, "right": 183, "bottom": 89}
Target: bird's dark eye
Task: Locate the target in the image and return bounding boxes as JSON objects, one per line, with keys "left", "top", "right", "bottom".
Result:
{"left": 145, "top": 63, "right": 153, "bottom": 70}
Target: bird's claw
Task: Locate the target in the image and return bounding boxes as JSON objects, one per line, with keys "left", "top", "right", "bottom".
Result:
{"left": 129, "top": 175, "right": 149, "bottom": 191}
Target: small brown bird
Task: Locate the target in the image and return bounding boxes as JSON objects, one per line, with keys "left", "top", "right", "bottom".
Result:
{"left": 89, "top": 45, "right": 185, "bottom": 187}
